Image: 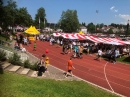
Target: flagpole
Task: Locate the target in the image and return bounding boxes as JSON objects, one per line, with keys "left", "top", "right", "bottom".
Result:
{"left": 39, "top": 17, "right": 40, "bottom": 31}
{"left": 44, "top": 18, "right": 45, "bottom": 28}
{"left": 95, "top": 10, "right": 98, "bottom": 32}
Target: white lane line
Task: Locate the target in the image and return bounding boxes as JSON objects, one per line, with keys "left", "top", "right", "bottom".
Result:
{"left": 104, "top": 62, "right": 114, "bottom": 93}
{"left": 26, "top": 43, "right": 126, "bottom": 97}
{"left": 51, "top": 64, "right": 126, "bottom": 97}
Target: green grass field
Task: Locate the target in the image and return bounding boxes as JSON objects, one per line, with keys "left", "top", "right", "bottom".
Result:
{"left": 116, "top": 56, "right": 130, "bottom": 65}
{"left": 0, "top": 72, "right": 119, "bottom": 97}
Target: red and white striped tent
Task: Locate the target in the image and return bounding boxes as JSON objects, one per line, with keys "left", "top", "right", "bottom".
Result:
{"left": 53, "top": 33, "right": 86, "bottom": 40}
{"left": 53, "top": 33, "right": 130, "bottom": 45}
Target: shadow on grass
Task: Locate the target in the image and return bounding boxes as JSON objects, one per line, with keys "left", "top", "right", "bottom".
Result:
{"left": 122, "top": 56, "right": 130, "bottom": 62}
{"left": 0, "top": 63, "right": 4, "bottom": 74}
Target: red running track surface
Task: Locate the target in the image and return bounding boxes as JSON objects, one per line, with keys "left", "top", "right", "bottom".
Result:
{"left": 24, "top": 40, "right": 130, "bottom": 97}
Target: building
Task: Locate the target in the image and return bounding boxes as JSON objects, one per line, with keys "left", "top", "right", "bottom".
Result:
{"left": 80, "top": 26, "right": 87, "bottom": 34}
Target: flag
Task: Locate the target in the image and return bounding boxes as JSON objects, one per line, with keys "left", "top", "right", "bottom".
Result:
{"left": 39, "top": 17, "right": 40, "bottom": 24}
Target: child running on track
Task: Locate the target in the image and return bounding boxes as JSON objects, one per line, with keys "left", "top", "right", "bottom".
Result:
{"left": 95, "top": 48, "right": 102, "bottom": 61}
{"left": 65, "top": 57, "right": 75, "bottom": 78}
{"left": 33, "top": 41, "right": 36, "bottom": 51}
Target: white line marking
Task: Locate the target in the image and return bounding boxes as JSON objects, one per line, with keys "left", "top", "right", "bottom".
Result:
{"left": 104, "top": 62, "right": 114, "bottom": 93}
{"left": 25, "top": 42, "right": 126, "bottom": 97}
{"left": 51, "top": 64, "right": 126, "bottom": 97}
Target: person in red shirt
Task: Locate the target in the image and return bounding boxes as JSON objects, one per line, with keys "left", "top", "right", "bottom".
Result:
{"left": 65, "top": 57, "right": 75, "bottom": 78}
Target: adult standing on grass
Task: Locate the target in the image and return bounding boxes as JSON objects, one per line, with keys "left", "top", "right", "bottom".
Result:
{"left": 65, "top": 57, "right": 75, "bottom": 78}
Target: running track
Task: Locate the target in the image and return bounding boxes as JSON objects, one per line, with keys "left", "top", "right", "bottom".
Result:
{"left": 24, "top": 40, "right": 130, "bottom": 97}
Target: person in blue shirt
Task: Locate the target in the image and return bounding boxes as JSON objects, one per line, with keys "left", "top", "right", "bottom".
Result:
{"left": 113, "top": 48, "right": 120, "bottom": 64}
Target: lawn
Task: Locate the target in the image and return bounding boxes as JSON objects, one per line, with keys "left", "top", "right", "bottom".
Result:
{"left": 116, "top": 56, "right": 130, "bottom": 65}
{"left": 0, "top": 72, "right": 119, "bottom": 97}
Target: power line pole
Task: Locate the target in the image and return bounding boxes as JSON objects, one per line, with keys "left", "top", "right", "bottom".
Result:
{"left": 95, "top": 10, "right": 98, "bottom": 32}
{"left": 39, "top": 17, "right": 40, "bottom": 31}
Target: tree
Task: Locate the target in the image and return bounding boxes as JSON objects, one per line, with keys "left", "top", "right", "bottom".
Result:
{"left": 59, "top": 9, "right": 79, "bottom": 32}
{"left": 34, "top": 7, "right": 46, "bottom": 29}
{"left": 1, "top": 0, "right": 17, "bottom": 31}
{"left": 0, "top": 0, "right": 4, "bottom": 26}
{"left": 16, "top": 7, "right": 33, "bottom": 26}
{"left": 87, "top": 22, "right": 95, "bottom": 32}
{"left": 108, "top": 28, "right": 113, "bottom": 33}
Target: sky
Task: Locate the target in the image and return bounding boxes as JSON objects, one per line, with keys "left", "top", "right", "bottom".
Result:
{"left": 11, "top": 0, "right": 130, "bottom": 25}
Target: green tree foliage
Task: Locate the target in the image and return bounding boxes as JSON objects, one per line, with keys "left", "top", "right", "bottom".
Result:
{"left": 60, "top": 9, "right": 79, "bottom": 32}
{"left": 1, "top": 0, "right": 33, "bottom": 31}
{"left": 35, "top": 7, "right": 46, "bottom": 29}
{"left": 81, "top": 22, "right": 86, "bottom": 26}
{"left": 0, "top": 0, "right": 4, "bottom": 26}
{"left": 1, "top": 0, "right": 17, "bottom": 30}
{"left": 16, "top": 7, "right": 33, "bottom": 26}
{"left": 99, "top": 23, "right": 104, "bottom": 28}
{"left": 23, "top": 59, "right": 31, "bottom": 68}
{"left": 8, "top": 52, "right": 22, "bottom": 66}
{"left": 87, "top": 22, "right": 95, "bottom": 32}
{"left": 108, "top": 28, "right": 113, "bottom": 33}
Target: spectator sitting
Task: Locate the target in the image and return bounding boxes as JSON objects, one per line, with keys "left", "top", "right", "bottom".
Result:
{"left": 20, "top": 44, "right": 27, "bottom": 53}
{"left": 14, "top": 42, "right": 20, "bottom": 50}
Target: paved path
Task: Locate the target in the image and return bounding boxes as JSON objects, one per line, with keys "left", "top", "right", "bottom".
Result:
{"left": 1, "top": 61, "right": 81, "bottom": 81}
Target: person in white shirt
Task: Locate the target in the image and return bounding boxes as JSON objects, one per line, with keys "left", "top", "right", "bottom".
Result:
{"left": 72, "top": 41, "right": 76, "bottom": 46}
{"left": 95, "top": 48, "right": 102, "bottom": 61}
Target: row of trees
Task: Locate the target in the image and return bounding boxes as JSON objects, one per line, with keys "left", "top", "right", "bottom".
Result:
{"left": 0, "top": 0, "right": 129, "bottom": 33}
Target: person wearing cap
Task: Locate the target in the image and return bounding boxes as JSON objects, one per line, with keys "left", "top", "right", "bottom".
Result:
{"left": 65, "top": 57, "right": 75, "bottom": 78}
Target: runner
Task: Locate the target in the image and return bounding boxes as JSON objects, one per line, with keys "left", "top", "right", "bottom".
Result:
{"left": 65, "top": 57, "right": 75, "bottom": 78}
{"left": 33, "top": 41, "right": 36, "bottom": 51}
{"left": 95, "top": 48, "right": 102, "bottom": 61}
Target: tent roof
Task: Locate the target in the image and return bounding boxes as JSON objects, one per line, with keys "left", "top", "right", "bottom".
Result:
{"left": 25, "top": 26, "right": 40, "bottom": 35}
{"left": 79, "top": 31, "right": 84, "bottom": 34}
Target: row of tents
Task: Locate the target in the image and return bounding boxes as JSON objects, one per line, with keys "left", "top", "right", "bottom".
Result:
{"left": 53, "top": 32, "right": 130, "bottom": 45}
{"left": 23, "top": 26, "right": 130, "bottom": 45}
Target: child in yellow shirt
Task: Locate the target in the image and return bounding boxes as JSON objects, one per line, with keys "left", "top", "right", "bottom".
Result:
{"left": 45, "top": 57, "right": 49, "bottom": 72}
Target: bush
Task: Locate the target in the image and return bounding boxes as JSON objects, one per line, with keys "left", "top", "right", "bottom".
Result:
{"left": 30, "top": 62, "right": 38, "bottom": 70}
{"left": 8, "top": 52, "right": 23, "bottom": 66}
{"left": 0, "top": 49, "right": 7, "bottom": 61}
{"left": 23, "top": 59, "right": 31, "bottom": 68}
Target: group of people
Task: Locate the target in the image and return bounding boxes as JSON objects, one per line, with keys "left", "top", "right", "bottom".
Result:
{"left": 13, "top": 33, "right": 130, "bottom": 77}
{"left": 37, "top": 53, "right": 50, "bottom": 76}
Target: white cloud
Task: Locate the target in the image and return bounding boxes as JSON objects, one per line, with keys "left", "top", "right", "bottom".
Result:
{"left": 110, "top": 6, "right": 115, "bottom": 10}
{"left": 120, "top": 22, "right": 127, "bottom": 25}
{"left": 118, "top": 14, "right": 130, "bottom": 25}
{"left": 114, "top": 9, "right": 118, "bottom": 12}
{"left": 119, "top": 14, "right": 130, "bottom": 20}
{"left": 110, "top": 6, "right": 118, "bottom": 13}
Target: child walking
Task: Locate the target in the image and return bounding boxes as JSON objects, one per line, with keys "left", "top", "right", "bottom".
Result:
{"left": 44, "top": 57, "right": 49, "bottom": 73}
